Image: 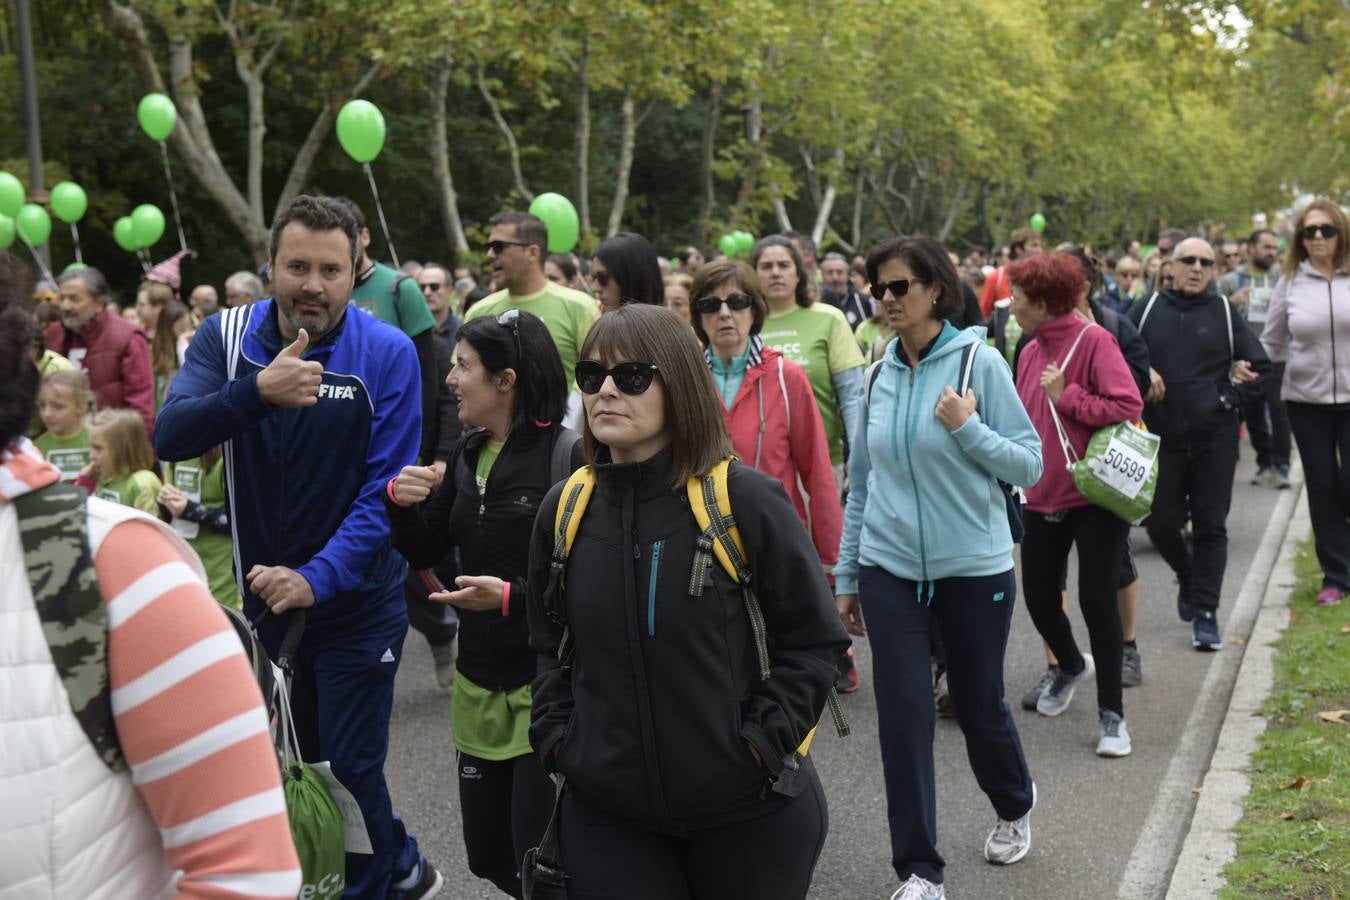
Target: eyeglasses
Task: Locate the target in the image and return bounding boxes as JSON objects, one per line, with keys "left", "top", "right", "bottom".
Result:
{"left": 693, "top": 293, "right": 754, "bottom": 315}
{"left": 869, "top": 279, "right": 916, "bottom": 301}
{"left": 419, "top": 282, "right": 443, "bottom": 293}
{"left": 575, "top": 360, "right": 660, "bottom": 395}
{"left": 498, "top": 308, "right": 523, "bottom": 362}
{"left": 485, "top": 239, "right": 530, "bottom": 255}
{"left": 1176, "top": 256, "right": 1216, "bottom": 269}
{"left": 592, "top": 270, "right": 613, "bottom": 288}
{"left": 1302, "top": 224, "right": 1340, "bottom": 240}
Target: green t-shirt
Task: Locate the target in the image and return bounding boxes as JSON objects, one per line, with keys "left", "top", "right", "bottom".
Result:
{"left": 474, "top": 438, "right": 505, "bottom": 496}
{"left": 351, "top": 261, "right": 436, "bottom": 338}
{"left": 450, "top": 670, "right": 534, "bottom": 760}
{"left": 36, "top": 429, "right": 91, "bottom": 481}
{"left": 166, "top": 457, "right": 240, "bottom": 610}
{"left": 854, "top": 319, "right": 895, "bottom": 365}
{"left": 95, "top": 470, "right": 163, "bottom": 516}
{"left": 759, "top": 303, "right": 865, "bottom": 463}
{"left": 465, "top": 283, "right": 600, "bottom": 390}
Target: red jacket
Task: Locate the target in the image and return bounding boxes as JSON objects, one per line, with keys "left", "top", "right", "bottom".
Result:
{"left": 1015, "top": 313, "right": 1144, "bottom": 513}
{"left": 716, "top": 342, "right": 841, "bottom": 572}
{"left": 45, "top": 311, "right": 155, "bottom": 437}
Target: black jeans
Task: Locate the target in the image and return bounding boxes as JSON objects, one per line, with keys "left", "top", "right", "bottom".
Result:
{"left": 1287, "top": 402, "right": 1350, "bottom": 591}
{"left": 860, "top": 566, "right": 1033, "bottom": 885}
{"left": 1022, "top": 506, "right": 1129, "bottom": 716}
{"left": 1145, "top": 426, "right": 1240, "bottom": 611}
{"left": 457, "top": 750, "right": 557, "bottom": 899}
{"left": 1244, "top": 361, "right": 1292, "bottom": 470}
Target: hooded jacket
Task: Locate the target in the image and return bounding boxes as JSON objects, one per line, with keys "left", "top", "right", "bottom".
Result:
{"left": 526, "top": 448, "right": 848, "bottom": 834}
{"left": 709, "top": 339, "right": 841, "bottom": 573}
{"left": 1260, "top": 261, "right": 1350, "bottom": 405}
{"left": 1015, "top": 313, "right": 1144, "bottom": 514}
{"left": 44, "top": 312, "right": 155, "bottom": 437}
{"left": 1128, "top": 285, "right": 1271, "bottom": 443}
{"left": 834, "top": 324, "right": 1043, "bottom": 597}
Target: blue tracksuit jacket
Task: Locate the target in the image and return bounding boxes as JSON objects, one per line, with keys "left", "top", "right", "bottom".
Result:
{"left": 155, "top": 300, "right": 421, "bottom": 641}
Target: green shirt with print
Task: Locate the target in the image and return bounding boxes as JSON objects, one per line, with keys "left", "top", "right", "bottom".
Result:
{"left": 759, "top": 302, "right": 865, "bottom": 463}
{"left": 465, "top": 283, "right": 600, "bottom": 390}
{"left": 166, "top": 457, "right": 241, "bottom": 610}
{"left": 474, "top": 437, "right": 505, "bottom": 496}
{"left": 854, "top": 319, "right": 895, "bottom": 365}
{"left": 95, "top": 470, "right": 162, "bottom": 516}
{"left": 351, "top": 261, "right": 436, "bottom": 338}
{"left": 36, "top": 429, "right": 91, "bottom": 481}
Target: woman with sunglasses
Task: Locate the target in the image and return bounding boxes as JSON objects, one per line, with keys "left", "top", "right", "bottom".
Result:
{"left": 1261, "top": 200, "right": 1350, "bottom": 606}
{"left": 590, "top": 232, "right": 665, "bottom": 312}
{"left": 527, "top": 304, "right": 848, "bottom": 899}
{"left": 384, "top": 309, "right": 581, "bottom": 898}
{"left": 834, "top": 236, "right": 1042, "bottom": 900}
{"left": 691, "top": 259, "right": 841, "bottom": 582}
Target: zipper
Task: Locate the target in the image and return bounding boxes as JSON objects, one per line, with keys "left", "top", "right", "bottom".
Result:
{"left": 903, "top": 365, "right": 930, "bottom": 593}
{"left": 1329, "top": 279, "right": 1339, "bottom": 404}
{"left": 647, "top": 540, "right": 664, "bottom": 636}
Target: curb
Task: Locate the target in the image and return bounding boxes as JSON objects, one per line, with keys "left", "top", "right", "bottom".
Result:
{"left": 1116, "top": 464, "right": 1304, "bottom": 900}
{"left": 1165, "top": 487, "right": 1311, "bottom": 898}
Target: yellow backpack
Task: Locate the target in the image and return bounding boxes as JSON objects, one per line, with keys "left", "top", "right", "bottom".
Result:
{"left": 547, "top": 458, "right": 848, "bottom": 759}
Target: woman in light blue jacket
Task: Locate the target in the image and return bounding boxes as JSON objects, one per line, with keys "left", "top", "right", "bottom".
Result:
{"left": 834, "top": 236, "right": 1043, "bottom": 900}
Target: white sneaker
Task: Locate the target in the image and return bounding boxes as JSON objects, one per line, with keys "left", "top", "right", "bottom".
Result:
{"left": 430, "top": 637, "right": 456, "bottom": 691}
{"left": 1036, "top": 653, "right": 1094, "bottom": 717}
{"left": 984, "top": 782, "right": 1034, "bottom": 864}
{"left": 1097, "top": 709, "right": 1132, "bottom": 757}
{"left": 890, "top": 874, "right": 945, "bottom": 900}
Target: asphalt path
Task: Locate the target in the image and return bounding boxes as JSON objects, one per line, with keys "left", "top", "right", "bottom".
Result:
{"left": 385, "top": 454, "right": 1283, "bottom": 899}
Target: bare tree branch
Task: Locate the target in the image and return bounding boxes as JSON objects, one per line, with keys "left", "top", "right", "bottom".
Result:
{"left": 475, "top": 63, "right": 534, "bottom": 204}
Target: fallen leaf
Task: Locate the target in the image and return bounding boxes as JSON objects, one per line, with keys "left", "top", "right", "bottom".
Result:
{"left": 1231, "top": 636, "right": 1247, "bottom": 646}
{"left": 1192, "top": 788, "right": 1202, "bottom": 795}
{"left": 1340, "top": 624, "right": 1350, "bottom": 634}
{"left": 1316, "top": 709, "right": 1350, "bottom": 726}
{"left": 1280, "top": 810, "right": 1297, "bottom": 820}
{"left": 1279, "top": 777, "right": 1312, "bottom": 791}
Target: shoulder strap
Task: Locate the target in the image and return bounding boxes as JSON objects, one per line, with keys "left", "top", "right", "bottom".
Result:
{"left": 392, "top": 273, "right": 411, "bottom": 300}
{"left": 1220, "top": 294, "right": 1234, "bottom": 360}
{"left": 551, "top": 467, "right": 597, "bottom": 581}
{"left": 550, "top": 429, "right": 583, "bottom": 486}
{"left": 14, "top": 482, "right": 125, "bottom": 772}
{"left": 1138, "top": 292, "right": 1160, "bottom": 331}
{"left": 686, "top": 459, "right": 751, "bottom": 592}
{"left": 957, "top": 343, "right": 977, "bottom": 395}
{"left": 1060, "top": 323, "right": 1096, "bottom": 369}
{"left": 864, "top": 358, "right": 885, "bottom": 407}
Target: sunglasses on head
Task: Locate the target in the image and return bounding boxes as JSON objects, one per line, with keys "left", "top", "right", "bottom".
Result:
{"left": 1302, "top": 224, "right": 1339, "bottom": 240}
{"left": 419, "top": 282, "right": 442, "bottom": 293}
{"left": 869, "top": 279, "right": 916, "bottom": 301}
{"left": 575, "top": 360, "right": 660, "bottom": 395}
{"left": 1177, "top": 256, "right": 1215, "bottom": 268}
{"left": 693, "top": 292, "right": 754, "bottom": 315}
{"left": 497, "top": 308, "right": 523, "bottom": 361}
{"left": 485, "top": 239, "right": 530, "bottom": 255}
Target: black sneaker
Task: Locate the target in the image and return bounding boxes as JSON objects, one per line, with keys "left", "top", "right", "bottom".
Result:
{"left": 389, "top": 857, "right": 443, "bottom": 900}
{"left": 1177, "top": 579, "right": 1196, "bottom": 623}
{"left": 1192, "top": 611, "right": 1222, "bottom": 652}
{"left": 1121, "top": 644, "right": 1143, "bottom": 688}
{"left": 1021, "top": 667, "right": 1059, "bottom": 711}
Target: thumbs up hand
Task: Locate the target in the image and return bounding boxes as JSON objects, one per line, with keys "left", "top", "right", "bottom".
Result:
{"left": 258, "top": 328, "right": 325, "bottom": 407}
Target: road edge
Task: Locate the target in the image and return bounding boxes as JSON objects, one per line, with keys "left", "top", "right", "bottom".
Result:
{"left": 1116, "top": 465, "right": 1304, "bottom": 900}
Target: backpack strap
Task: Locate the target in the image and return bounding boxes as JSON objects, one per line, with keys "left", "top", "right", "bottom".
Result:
{"left": 14, "top": 482, "right": 125, "bottom": 773}
{"left": 1137, "top": 292, "right": 1160, "bottom": 331}
{"left": 863, "top": 358, "right": 886, "bottom": 407}
{"left": 957, "top": 343, "right": 977, "bottom": 395}
{"left": 1220, "top": 294, "right": 1234, "bottom": 360}
{"left": 547, "top": 467, "right": 597, "bottom": 665}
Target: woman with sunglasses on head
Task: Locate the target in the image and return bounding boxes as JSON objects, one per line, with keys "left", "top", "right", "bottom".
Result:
{"left": 691, "top": 259, "right": 841, "bottom": 586}
{"left": 590, "top": 232, "right": 665, "bottom": 312}
{"left": 526, "top": 304, "right": 848, "bottom": 900}
{"left": 833, "top": 236, "right": 1042, "bottom": 900}
{"left": 1261, "top": 200, "right": 1350, "bottom": 606}
{"left": 385, "top": 309, "right": 581, "bottom": 898}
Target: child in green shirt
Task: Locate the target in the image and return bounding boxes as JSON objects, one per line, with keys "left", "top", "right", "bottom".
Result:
{"left": 77, "top": 409, "right": 162, "bottom": 516}
{"left": 160, "top": 448, "right": 241, "bottom": 609}
{"left": 35, "top": 370, "right": 94, "bottom": 481}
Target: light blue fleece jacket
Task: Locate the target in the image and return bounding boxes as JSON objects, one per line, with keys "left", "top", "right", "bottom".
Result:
{"left": 835, "top": 324, "right": 1043, "bottom": 598}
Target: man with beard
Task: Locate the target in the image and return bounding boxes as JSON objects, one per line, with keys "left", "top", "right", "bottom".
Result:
{"left": 154, "top": 195, "right": 443, "bottom": 899}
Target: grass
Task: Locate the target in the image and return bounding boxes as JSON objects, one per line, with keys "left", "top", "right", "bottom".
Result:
{"left": 1220, "top": 539, "right": 1350, "bottom": 898}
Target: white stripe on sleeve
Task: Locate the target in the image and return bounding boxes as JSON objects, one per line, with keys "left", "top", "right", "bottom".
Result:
{"left": 111, "top": 630, "right": 242, "bottom": 714}
{"left": 194, "top": 869, "right": 304, "bottom": 897}
{"left": 106, "top": 561, "right": 202, "bottom": 628}
{"left": 131, "top": 706, "right": 270, "bottom": 785}
{"left": 160, "top": 787, "right": 288, "bottom": 849}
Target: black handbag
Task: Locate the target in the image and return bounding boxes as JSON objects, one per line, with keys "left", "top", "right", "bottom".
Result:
{"left": 521, "top": 777, "right": 568, "bottom": 900}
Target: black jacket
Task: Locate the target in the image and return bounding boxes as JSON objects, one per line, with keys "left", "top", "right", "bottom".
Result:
{"left": 822, "top": 283, "right": 874, "bottom": 330}
{"left": 429, "top": 316, "right": 464, "bottom": 463}
{"left": 526, "top": 448, "right": 849, "bottom": 834}
{"left": 387, "top": 423, "right": 579, "bottom": 690}
{"left": 1128, "top": 286, "right": 1271, "bottom": 444}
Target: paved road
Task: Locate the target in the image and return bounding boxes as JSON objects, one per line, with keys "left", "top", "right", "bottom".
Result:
{"left": 385, "top": 455, "right": 1284, "bottom": 899}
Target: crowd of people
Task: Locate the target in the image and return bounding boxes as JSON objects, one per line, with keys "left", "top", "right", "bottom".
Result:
{"left": 2, "top": 192, "right": 1348, "bottom": 900}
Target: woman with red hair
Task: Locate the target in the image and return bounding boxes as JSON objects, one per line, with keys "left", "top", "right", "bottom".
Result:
{"left": 1010, "top": 252, "right": 1143, "bottom": 757}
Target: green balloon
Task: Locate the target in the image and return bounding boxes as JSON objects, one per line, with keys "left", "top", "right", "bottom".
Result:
{"left": 131, "top": 203, "right": 166, "bottom": 249}
{"left": 528, "top": 192, "right": 580, "bottom": 254}
{"left": 16, "top": 203, "right": 51, "bottom": 246}
{"left": 63, "top": 262, "right": 89, "bottom": 273}
{"left": 0, "top": 172, "right": 23, "bottom": 218}
{"left": 113, "top": 216, "right": 138, "bottom": 252}
{"left": 718, "top": 233, "right": 739, "bottom": 256}
{"left": 1029, "top": 212, "right": 1047, "bottom": 234}
{"left": 51, "top": 181, "right": 88, "bottom": 224}
{"left": 735, "top": 231, "right": 755, "bottom": 255}
{"left": 336, "top": 99, "right": 387, "bottom": 164}
{"left": 137, "top": 93, "right": 177, "bottom": 141}
{"left": 0, "top": 214, "right": 14, "bottom": 249}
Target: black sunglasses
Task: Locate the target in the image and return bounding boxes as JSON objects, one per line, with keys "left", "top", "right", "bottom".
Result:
{"left": 419, "top": 282, "right": 443, "bottom": 293}
{"left": 1302, "top": 224, "right": 1339, "bottom": 240}
{"left": 486, "top": 239, "right": 530, "bottom": 255}
{"left": 693, "top": 293, "right": 754, "bottom": 315}
{"left": 575, "top": 360, "right": 660, "bottom": 395}
{"left": 1177, "top": 256, "right": 1216, "bottom": 268}
{"left": 869, "top": 279, "right": 915, "bottom": 302}
{"left": 592, "top": 270, "right": 613, "bottom": 288}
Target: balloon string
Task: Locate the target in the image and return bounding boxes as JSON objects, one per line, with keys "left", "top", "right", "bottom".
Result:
{"left": 160, "top": 140, "right": 188, "bottom": 252}
{"left": 138, "top": 249, "right": 152, "bottom": 274}
{"left": 363, "top": 162, "right": 399, "bottom": 269}
{"left": 70, "top": 222, "right": 83, "bottom": 264}
{"left": 21, "top": 239, "right": 54, "bottom": 284}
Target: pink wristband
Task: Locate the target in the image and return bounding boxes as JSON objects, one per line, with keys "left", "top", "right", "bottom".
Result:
{"left": 386, "top": 476, "right": 407, "bottom": 507}
{"left": 501, "top": 581, "right": 511, "bottom": 617}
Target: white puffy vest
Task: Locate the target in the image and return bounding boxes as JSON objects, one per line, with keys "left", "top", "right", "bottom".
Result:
{"left": 0, "top": 497, "right": 205, "bottom": 900}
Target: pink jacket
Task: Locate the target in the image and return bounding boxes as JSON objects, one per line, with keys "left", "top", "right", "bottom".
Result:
{"left": 720, "top": 344, "right": 841, "bottom": 572}
{"left": 1016, "top": 313, "right": 1144, "bottom": 513}
{"left": 1260, "top": 261, "right": 1350, "bottom": 405}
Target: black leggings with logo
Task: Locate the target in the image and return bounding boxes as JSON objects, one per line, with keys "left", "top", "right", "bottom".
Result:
{"left": 457, "top": 750, "right": 556, "bottom": 898}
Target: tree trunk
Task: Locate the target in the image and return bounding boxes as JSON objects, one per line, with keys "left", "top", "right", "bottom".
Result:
{"left": 936, "top": 179, "right": 970, "bottom": 242}
{"left": 606, "top": 90, "right": 638, "bottom": 238}
{"left": 810, "top": 146, "right": 844, "bottom": 247}
{"left": 475, "top": 64, "right": 533, "bottom": 203}
{"left": 574, "top": 35, "right": 591, "bottom": 238}
{"left": 850, "top": 166, "right": 865, "bottom": 249}
{"left": 429, "top": 59, "right": 469, "bottom": 257}
{"left": 729, "top": 75, "right": 765, "bottom": 228}
{"left": 238, "top": 68, "right": 266, "bottom": 221}
{"left": 772, "top": 192, "right": 792, "bottom": 232}
{"left": 273, "top": 62, "right": 379, "bottom": 220}
{"left": 697, "top": 84, "right": 721, "bottom": 243}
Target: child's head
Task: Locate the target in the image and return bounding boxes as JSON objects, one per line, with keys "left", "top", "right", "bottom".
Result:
{"left": 39, "top": 370, "right": 94, "bottom": 437}
{"left": 87, "top": 409, "right": 154, "bottom": 478}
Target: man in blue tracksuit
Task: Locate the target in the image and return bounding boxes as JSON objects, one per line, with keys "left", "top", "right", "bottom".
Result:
{"left": 155, "top": 195, "right": 442, "bottom": 899}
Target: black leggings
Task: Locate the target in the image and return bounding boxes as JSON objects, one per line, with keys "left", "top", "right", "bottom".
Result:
{"left": 457, "top": 750, "right": 557, "bottom": 898}
{"left": 1022, "top": 506, "right": 1129, "bottom": 715}
{"left": 1288, "top": 401, "right": 1350, "bottom": 591}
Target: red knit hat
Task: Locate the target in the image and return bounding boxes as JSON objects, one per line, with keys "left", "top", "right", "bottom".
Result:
{"left": 145, "top": 249, "right": 195, "bottom": 293}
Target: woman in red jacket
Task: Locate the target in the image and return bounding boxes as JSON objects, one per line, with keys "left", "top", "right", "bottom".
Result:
{"left": 691, "top": 259, "right": 841, "bottom": 578}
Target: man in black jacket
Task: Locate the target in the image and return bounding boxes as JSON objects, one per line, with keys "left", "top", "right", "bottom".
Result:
{"left": 1130, "top": 238, "right": 1271, "bottom": 651}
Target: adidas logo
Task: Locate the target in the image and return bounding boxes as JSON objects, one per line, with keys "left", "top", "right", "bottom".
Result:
{"left": 380, "top": 648, "right": 395, "bottom": 663}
